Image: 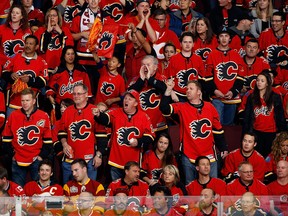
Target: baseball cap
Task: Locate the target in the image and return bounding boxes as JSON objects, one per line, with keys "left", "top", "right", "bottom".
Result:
{"left": 239, "top": 12, "right": 254, "bottom": 21}
{"left": 217, "top": 26, "right": 231, "bottom": 37}
{"left": 136, "top": 0, "right": 149, "bottom": 5}
{"left": 124, "top": 90, "right": 140, "bottom": 103}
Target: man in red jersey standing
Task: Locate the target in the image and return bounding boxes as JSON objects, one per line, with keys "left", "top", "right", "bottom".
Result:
{"left": 58, "top": 83, "right": 102, "bottom": 184}
{"left": 160, "top": 80, "right": 228, "bottom": 185}
{"left": 259, "top": 12, "right": 288, "bottom": 89}
{"left": 165, "top": 32, "right": 205, "bottom": 102}
{"left": 2, "top": 88, "right": 53, "bottom": 187}
{"left": 93, "top": 90, "right": 154, "bottom": 180}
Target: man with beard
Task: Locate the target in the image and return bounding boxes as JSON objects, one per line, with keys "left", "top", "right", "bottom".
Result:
{"left": 186, "top": 188, "right": 217, "bottom": 216}
{"left": 93, "top": 91, "right": 154, "bottom": 180}
{"left": 71, "top": 0, "right": 102, "bottom": 95}
{"left": 222, "top": 133, "right": 266, "bottom": 182}
{"left": 104, "top": 188, "right": 140, "bottom": 215}
{"left": 2, "top": 35, "right": 48, "bottom": 117}
{"left": 105, "top": 162, "right": 150, "bottom": 214}
{"left": 106, "top": 161, "right": 149, "bottom": 197}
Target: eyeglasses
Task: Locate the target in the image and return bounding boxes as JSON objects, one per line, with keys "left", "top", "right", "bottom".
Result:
{"left": 271, "top": 20, "right": 282, "bottom": 23}
{"left": 72, "top": 92, "right": 87, "bottom": 96}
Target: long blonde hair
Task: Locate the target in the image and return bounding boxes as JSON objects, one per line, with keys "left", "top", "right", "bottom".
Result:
{"left": 256, "top": 0, "right": 274, "bottom": 19}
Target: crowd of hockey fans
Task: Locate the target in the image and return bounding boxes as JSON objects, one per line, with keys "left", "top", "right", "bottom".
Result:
{"left": 0, "top": 0, "right": 288, "bottom": 215}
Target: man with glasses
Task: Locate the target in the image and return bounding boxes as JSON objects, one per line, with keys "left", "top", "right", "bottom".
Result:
{"left": 74, "top": 191, "right": 101, "bottom": 216}
{"left": 226, "top": 161, "right": 268, "bottom": 195}
{"left": 152, "top": 9, "right": 180, "bottom": 60}
{"left": 58, "top": 83, "right": 102, "bottom": 184}
{"left": 258, "top": 11, "right": 288, "bottom": 88}
{"left": 231, "top": 192, "right": 267, "bottom": 216}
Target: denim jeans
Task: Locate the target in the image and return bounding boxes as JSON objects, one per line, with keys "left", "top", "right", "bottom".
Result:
{"left": 12, "top": 159, "right": 40, "bottom": 187}
{"left": 181, "top": 154, "right": 218, "bottom": 185}
{"left": 62, "top": 159, "right": 97, "bottom": 184}
{"left": 110, "top": 166, "right": 124, "bottom": 181}
{"left": 6, "top": 107, "right": 17, "bottom": 118}
{"left": 212, "top": 99, "right": 236, "bottom": 126}
{"left": 0, "top": 18, "right": 6, "bottom": 25}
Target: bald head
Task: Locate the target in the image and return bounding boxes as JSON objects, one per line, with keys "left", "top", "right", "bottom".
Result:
{"left": 241, "top": 192, "right": 257, "bottom": 214}
{"left": 77, "top": 192, "right": 94, "bottom": 210}
{"left": 276, "top": 160, "right": 288, "bottom": 178}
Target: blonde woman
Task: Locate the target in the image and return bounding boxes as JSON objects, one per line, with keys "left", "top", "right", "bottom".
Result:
{"left": 250, "top": 0, "right": 277, "bottom": 38}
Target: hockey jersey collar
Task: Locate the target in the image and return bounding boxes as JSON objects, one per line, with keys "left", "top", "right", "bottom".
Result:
{"left": 239, "top": 178, "right": 253, "bottom": 188}
{"left": 21, "top": 52, "right": 38, "bottom": 60}
{"left": 240, "top": 149, "right": 254, "bottom": 160}
{"left": 121, "top": 178, "right": 139, "bottom": 187}
{"left": 197, "top": 176, "right": 212, "bottom": 188}
{"left": 216, "top": 47, "right": 232, "bottom": 54}
{"left": 74, "top": 102, "right": 89, "bottom": 113}
{"left": 21, "top": 106, "right": 38, "bottom": 118}
{"left": 180, "top": 52, "right": 193, "bottom": 60}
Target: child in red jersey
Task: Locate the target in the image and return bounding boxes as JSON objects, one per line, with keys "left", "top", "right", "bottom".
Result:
{"left": 93, "top": 54, "right": 126, "bottom": 108}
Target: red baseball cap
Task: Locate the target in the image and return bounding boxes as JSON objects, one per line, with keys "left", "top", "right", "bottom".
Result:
{"left": 124, "top": 90, "right": 140, "bottom": 104}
